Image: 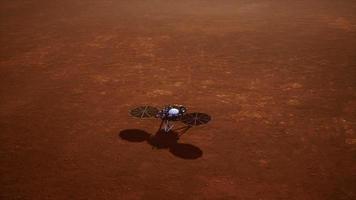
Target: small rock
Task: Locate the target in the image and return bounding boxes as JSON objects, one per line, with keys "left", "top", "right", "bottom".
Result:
{"left": 345, "top": 138, "right": 356, "bottom": 145}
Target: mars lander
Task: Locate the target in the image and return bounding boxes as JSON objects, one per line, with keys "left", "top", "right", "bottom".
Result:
{"left": 129, "top": 104, "right": 211, "bottom": 134}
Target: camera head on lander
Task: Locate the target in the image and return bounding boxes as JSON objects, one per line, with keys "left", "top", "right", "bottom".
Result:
{"left": 156, "top": 104, "right": 187, "bottom": 120}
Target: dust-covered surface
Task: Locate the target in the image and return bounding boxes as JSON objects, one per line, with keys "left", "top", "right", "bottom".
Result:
{"left": 1, "top": 0, "right": 356, "bottom": 199}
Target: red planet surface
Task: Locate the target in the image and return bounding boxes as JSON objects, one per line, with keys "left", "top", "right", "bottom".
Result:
{"left": 1, "top": 0, "right": 355, "bottom": 199}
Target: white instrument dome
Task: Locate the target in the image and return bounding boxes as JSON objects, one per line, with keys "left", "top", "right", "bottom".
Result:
{"left": 168, "top": 108, "right": 179, "bottom": 115}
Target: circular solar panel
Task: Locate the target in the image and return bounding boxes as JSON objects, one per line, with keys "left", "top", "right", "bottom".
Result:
{"left": 181, "top": 112, "right": 211, "bottom": 126}
{"left": 130, "top": 106, "right": 159, "bottom": 118}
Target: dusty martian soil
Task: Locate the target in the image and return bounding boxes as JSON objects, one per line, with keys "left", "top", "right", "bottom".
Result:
{"left": 1, "top": 0, "right": 356, "bottom": 199}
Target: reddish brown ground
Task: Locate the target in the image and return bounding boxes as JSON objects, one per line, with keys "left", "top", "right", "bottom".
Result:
{"left": 1, "top": 0, "right": 356, "bottom": 199}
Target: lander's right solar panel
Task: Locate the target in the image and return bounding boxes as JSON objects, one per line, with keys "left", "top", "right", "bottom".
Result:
{"left": 181, "top": 112, "right": 211, "bottom": 126}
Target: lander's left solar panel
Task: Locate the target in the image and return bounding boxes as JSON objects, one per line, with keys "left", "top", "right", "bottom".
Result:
{"left": 130, "top": 106, "right": 159, "bottom": 118}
